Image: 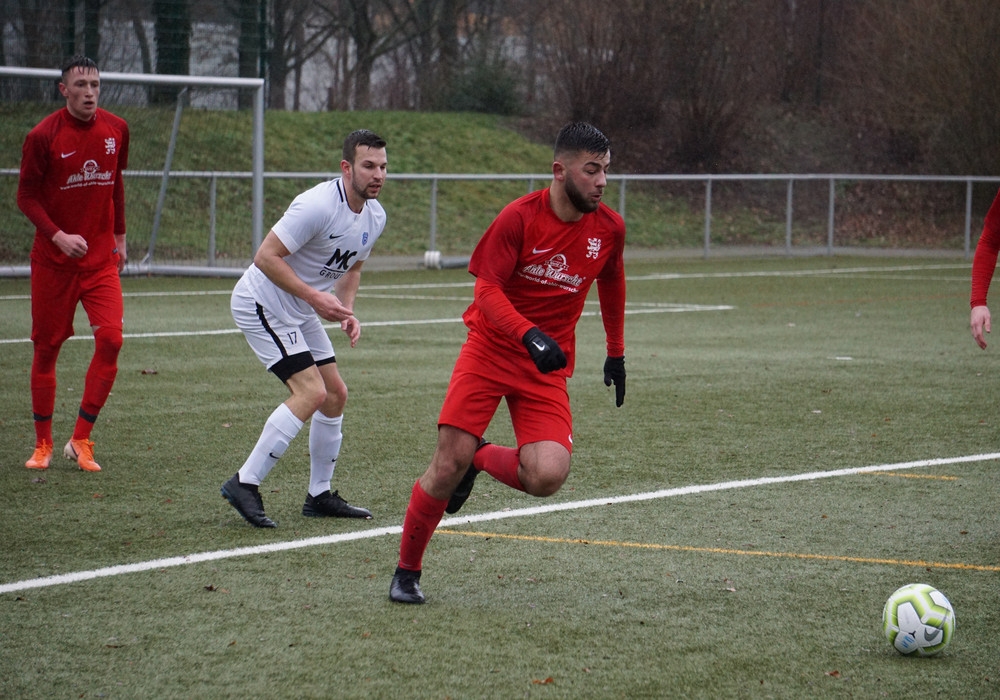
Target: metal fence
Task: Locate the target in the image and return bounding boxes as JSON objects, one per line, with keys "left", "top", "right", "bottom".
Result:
{"left": 2, "top": 170, "right": 999, "bottom": 277}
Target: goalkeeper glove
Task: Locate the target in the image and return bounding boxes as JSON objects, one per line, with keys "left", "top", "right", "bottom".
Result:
{"left": 603, "top": 355, "right": 626, "bottom": 407}
{"left": 522, "top": 327, "right": 567, "bottom": 374}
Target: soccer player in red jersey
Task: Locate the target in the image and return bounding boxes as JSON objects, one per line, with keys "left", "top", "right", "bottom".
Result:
{"left": 390, "top": 122, "right": 627, "bottom": 603}
{"left": 970, "top": 188, "right": 1000, "bottom": 349}
{"left": 17, "top": 56, "right": 130, "bottom": 472}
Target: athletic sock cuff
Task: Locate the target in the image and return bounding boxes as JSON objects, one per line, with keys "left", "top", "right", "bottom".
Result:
{"left": 272, "top": 402, "right": 305, "bottom": 436}
{"left": 311, "top": 412, "right": 343, "bottom": 427}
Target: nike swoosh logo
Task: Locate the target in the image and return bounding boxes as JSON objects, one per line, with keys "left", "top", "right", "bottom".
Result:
{"left": 923, "top": 628, "right": 941, "bottom": 642}
{"left": 61, "top": 151, "right": 77, "bottom": 159}
{"left": 531, "top": 340, "right": 547, "bottom": 352}
{"left": 532, "top": 247, "right": 554, "bottom": 255}
{"left": 268, "top": 452, "right": 280, "bottom": 460}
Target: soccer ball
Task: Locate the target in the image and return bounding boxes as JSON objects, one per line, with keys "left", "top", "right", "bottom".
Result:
{"left": 882, "top": 583, "right": 955, "bottom": 656}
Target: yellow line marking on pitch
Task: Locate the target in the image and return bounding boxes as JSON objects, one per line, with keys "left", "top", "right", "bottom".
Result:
{"left": 437, "top": 530, "right": 1000, "bottom": 573}
{"left": 866, "top": 471, "right": 960, "bottom": 480}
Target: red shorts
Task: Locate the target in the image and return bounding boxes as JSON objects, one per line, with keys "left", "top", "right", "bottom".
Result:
{"left": 31, "top": 262, "right": 123, "bottom": 346}
{"left": 438, "top": 333, "right": 574, "bottom": 452}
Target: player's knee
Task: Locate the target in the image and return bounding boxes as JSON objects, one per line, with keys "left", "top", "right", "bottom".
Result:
{"left": 93, "top": 325, "right": 123, "bottom": 359}
{"left": 324, "top": 382, "right": 348, "bottom": 412}
{"left": 523, "top": 462, "right": 570, "bottom": 497}
{"left": 529, "top": 477, "right": 566, "bottom": 498}
{"left": 430, "top": 448, "right": 476, "bottom": 486}
{"left": 32, "top": 340, "right": 61, "bottom": 369}
{"left": 302, "top": 385, "right": 328, "bottom": 413}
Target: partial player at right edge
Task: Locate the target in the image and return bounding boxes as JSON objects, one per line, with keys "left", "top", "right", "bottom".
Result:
{"left": 970, "top": 188, "right": 1000, "bottom": 349}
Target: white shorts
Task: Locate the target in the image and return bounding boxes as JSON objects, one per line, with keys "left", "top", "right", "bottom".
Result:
{"left": 231, "top": 283, "right": 334, "bottom": 379}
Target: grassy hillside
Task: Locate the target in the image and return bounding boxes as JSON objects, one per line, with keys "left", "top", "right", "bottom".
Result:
{"left": 0, "top": 105, "right": 975, "bottom": 265}
{"left": 1, "top": 107, "right": 570, "bottom": 262}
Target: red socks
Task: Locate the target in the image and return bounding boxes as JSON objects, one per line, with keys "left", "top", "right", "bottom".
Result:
{"left": 30, "top": 344, "right": 59, "bottom": 444}
{"left": 398, "top": 481, "right": 449, "bottom": 572}
{"left": 74, "top": 325, "right": 122, "bottom": 441}
{"left": 397, "top": 445, "right": 527, "bottom": 572}
{"left": 30, "top": 327, "right": 121, "bottom": 444}
{"left": 475, "top": 443, "right": 525, "bottom": 492}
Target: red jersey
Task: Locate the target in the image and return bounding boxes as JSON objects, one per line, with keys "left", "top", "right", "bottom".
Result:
{"left": 464, "top": 187, "right": 627, "bottom": 376}
{"left": 970, "top": 188, "right": 1000, "bottom": 308}
{"left": 18, "top": 106, "right": 129, "bottom": 271}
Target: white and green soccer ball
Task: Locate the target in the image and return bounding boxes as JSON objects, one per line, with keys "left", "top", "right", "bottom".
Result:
{"left": 882, "top": 583, "right": 955, "bottom": 656}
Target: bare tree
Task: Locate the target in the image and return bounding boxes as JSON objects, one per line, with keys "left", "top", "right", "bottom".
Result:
{"left": 537, "top": 0, "right": 780, "bottom": 171}
{"left": 83, "top": 0, "right": 102, "bottom": 59}
{"left": 311, "top": 0, "right": 420, "bottom": 110}
{"left": 235, "top": 0, "right": 263, "bottom": 95}
{"left": 151, "top": 0, "right": 190, "bottom": 103}
{"left": 663, "top": 1, "right": 782, "bottom": 170}
{"left": 540, "top": 0, "right": 671, "bottom": 129}
{"left": 15, "top": 0, "right": 66, "bottom": 70}
{"left": 839, "top": 0, "right": 1000, "bottom": 174}
{"left": 268, "top": 0, "right": 343, "bottom": 109}
{"left": 390, "top": 0, "right": 467, "bottom": 109}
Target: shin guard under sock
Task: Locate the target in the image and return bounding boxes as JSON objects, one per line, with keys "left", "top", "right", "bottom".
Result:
{"left": 308, "top": 412, "right": 343, "bottom": 497}
{"left": 238, "top": 403, "right": 304, "bottom": 485}
{"left": 397, "top": 481, "right": 448, "bottom": 571}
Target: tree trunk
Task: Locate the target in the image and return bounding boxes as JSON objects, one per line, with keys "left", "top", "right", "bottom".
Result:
{"left": 151, "top": 0, "right": 191, "bottom": 104}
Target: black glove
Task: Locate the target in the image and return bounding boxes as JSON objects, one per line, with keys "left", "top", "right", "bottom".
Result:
{"left": 603, "top": 355, "right": 626, "bottom": 407}
{"left": 522, "top": 327, "right": 567, "bottom": 374}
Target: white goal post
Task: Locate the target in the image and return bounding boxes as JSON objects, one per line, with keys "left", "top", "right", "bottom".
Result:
{"left": 0, "top": 66, "right": 265, "bottom": 275}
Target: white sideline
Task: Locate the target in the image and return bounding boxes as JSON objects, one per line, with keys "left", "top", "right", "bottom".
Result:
{"left": 2, "top": 452, "right": 997, "bottom": 595}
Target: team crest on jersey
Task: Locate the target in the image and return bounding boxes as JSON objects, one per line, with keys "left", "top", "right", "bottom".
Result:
{"left": 587, "top": 237, "right": 601, "bottom": 259}
{"left": 362, "top": 231, "right": 369, "bottom": 245}
{"left": 105, "top": 137, "right": 117, "bottom": 155}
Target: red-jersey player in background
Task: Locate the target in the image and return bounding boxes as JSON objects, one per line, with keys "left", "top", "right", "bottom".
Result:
{"left": 17, "top": 55, "right": 130, "bottom": 472}
{"left": 390, "top": 122, "right": 627, "bottom": 604}
{"left": 970, "top": 189, "right": 1000, "bottom": 349}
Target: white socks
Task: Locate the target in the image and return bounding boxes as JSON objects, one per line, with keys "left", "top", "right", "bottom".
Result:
{"left": 238, "top": 403, "right": 303, "bottom": 485}
{"left": 236, "top": 404, "right": 344, "bottom": 496}
{"left": 308, "top": 412, "right": 343, "bottom": 497}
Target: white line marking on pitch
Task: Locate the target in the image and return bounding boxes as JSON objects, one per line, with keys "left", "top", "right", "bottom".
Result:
{"left": 2, "top": 452, "right": 996, "bottom": 595}
{"left": 0, "top": 305, "right": 730, "bottom": 344}
{"left": 0, "top": 263, "right": 968, "bottom": 304}
{"left": 628, "top": 263, "right": 968, "bottom": 282}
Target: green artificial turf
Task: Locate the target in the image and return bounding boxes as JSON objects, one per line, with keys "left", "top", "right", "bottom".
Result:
{"left": 1, "top": 256, "right": 997, "bottom": 698}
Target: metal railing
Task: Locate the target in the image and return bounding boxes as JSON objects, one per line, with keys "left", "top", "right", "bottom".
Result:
{"left": 3, "top": 170, "right": 998, "bottom": 275}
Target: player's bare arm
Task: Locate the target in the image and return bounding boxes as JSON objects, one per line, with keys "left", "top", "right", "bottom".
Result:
{"left": 333, "top": 261, "right": 363, "bottom": 311}
{"left": 254, "top": 230, "right": 352, "bottom": 322}
{"left": 334, "top": 262, "right": 364, "bottom": 347}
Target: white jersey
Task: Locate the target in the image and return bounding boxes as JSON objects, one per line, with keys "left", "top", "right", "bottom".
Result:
{"left": 237, "top": 177, "right": 386, "bottom": 324}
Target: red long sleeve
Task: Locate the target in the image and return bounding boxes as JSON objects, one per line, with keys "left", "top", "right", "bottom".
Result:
{"left": 473, "top": 277, "right": 535, "bottom": 342}
{"left": 970, "top": 188, "right": 1000, "bottom": 308}
{"left": 17, "top": 133, "right": 61, "bottom": 239}
{"left": 598, "top": 272, "right": 626, "bottom": 357}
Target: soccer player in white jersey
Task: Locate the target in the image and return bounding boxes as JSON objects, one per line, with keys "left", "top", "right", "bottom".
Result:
{"left": 222, "top": 129, "right": 388, "bottom": 527}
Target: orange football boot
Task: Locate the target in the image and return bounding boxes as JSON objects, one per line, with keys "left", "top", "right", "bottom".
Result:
{"left": 64, "top": 439, "right": 102, "bottom": 472}
{"left": 25, "top": 441, "right": 53, "bottom": 469}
